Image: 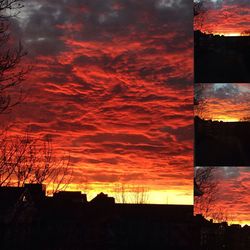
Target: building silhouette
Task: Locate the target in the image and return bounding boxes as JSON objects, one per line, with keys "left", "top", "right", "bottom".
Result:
{"left": 0, "top": 184, "right": 249, "bottom": 250}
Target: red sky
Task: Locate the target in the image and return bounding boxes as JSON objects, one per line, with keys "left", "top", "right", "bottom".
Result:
{"left": 1, "top": 0, "right": 193, "bottom": 204}
{"left": 195, "top": 84, "right": 250, "bottom": 121}
{"left": 195, "top": 167, "right": 250, "bottom": 226}
{"left": 194, "top": 0, "right": 250, "bottom": 35}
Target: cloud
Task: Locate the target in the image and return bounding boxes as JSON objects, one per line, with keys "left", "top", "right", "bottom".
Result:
{"left": 195, "top": 167, "right": 250, "bottom": 224}
{"left": 195, "top": 84, "right": 250, "bottom": 120}
{"left": 216, "top": 167, "right": 250, "bottom": 224}
{"left": 195, "top": 0, "right": 250, "bottom": 34}
{"left": 2, "top": 0, "right": 193, "bottom": 203}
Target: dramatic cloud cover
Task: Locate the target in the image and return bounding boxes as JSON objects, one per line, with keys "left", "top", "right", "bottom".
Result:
{"left": 195, "top": 83, "right": 250, "bottom": 121}
{"left": 194, "top": 0, "right": 250, "bottom": 35}
{"left": 196, "top": 167, "right": 250, "bottom": 225}
{"left": 1, "top": 0, "right": 193, "bottom": 203}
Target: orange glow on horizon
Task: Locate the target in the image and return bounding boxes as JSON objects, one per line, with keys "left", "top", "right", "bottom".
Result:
{"left": 194, "top": 1, "right": 250, "bottom": 37}
{"left": 199, "top": 215, "right": 250, "bottom": 227}
{"left": 211, "top": 116, "right": 240, "bottom": 122}
{"left": 213, "top": 32, "right": 242, "bottom": 37}
{"left": 224, "top": 33, "right": 241, "bottom": 37}
{"left": 2, "top": 0, "right": 193, "bottom": 219}
{"left": 51, "top": 183, "right": 193, "bottom": 205}
{"left": 195, "top": 167, "right": 250, "bottom": 227}
{"left": 195, "top": 83, "right": 250, "bottom": 123}
{"left": 233, "top": 221, "right": 250, "bottom": 227}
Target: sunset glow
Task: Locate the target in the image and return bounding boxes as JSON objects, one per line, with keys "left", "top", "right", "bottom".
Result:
{"left": 212, "top": 116, "right": 239, "bottom": 122}
{"left": 195, "top": 167, "right": 250, "bottom": 226}
{"left": 1, "top": 0, "right": 193, "bottom": 204}
{"left": 194, "top": 0, "right": 250, "bottom": 35}
{"left": 222, "top": 33, "right": 241, "bottom": 37}
{"left": 212, "top": 32, "right": 242, "bottom": 37}
{"left": 195, "top": 84, "right": 250, "bottom": 122}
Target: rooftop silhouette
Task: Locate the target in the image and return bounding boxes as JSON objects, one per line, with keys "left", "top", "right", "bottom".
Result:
{"left": 194, "top": 30, "right": 250, "bottom": 83}
{"left": 0, "top": 184, "right": 249, "bottom": 250}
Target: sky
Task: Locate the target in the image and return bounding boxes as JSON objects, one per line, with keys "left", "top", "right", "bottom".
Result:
{"left": 194, "top": 0, "right": 250, "bottom": 35}
{"left": 1, "top": 0, "right": 193, "bottom": 204}
{"left": 195, "top": 167, "right": 250, "bottom": 226}
{"left": 195, "top": 83, "right": 250, "bottom": 121}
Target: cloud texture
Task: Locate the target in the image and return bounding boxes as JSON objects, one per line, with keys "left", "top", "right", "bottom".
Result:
{"left": 2, "top": 0, "right": 193, "bottom": 203}
{"left": 194, "top": 0, "right": 250, "bottom": 35}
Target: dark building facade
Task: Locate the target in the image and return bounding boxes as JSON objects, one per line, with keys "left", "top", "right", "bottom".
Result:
{"left": 0, "top": 185, "right": 249, "bottom": 250}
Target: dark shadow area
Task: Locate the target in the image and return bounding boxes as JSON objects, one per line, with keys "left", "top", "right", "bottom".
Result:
{"left": 194, "top": 30, "right": 250, "bottom": 83}
{"left": 0, "top": 184, "right": 193, "bottom": 250}
{"left": 195, "top": 116, "right": 250, "bottom": 166}
{"left": 194, "top": 214, "right": 250, "bottom": 250}
{"left": 1, "top": 184, "right": 249, "bottom": 250}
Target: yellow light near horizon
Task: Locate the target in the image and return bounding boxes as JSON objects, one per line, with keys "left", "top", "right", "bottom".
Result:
{"left": 213, "top": 32, "right": 241, "bottom": 37}
{"left": 203, "top": 216, "right": 250, "bottom": 226}
{"left": 238, "top": 221, "right": 250, "bottom": 226}
{"left": 226, "top": 219, "right": 250, "bottom": 227}
{"left": 97, "top": 189, "right": 192, "bottom": 205}
{"left": 55, "top": 183, "right": 193, "bottom": 205}
{"left": 223, "top": 33, "right": 241, "bottom": 37}
{"left": 135, "top": 190, "right": 193, "bottom": 205}
{"left": 212, "top": 116, "right": 240, "bottom": 122}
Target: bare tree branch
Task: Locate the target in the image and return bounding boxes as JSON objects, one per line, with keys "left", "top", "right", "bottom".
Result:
{"left": 0, "top": 0, "right": 24, "bottom": 18}
{"left": 114, "top": 183, "right": 149, "bottom": 204}
{"left": 0, "top": 134, "right": 72, "bottom": 194}
{"left": 194, "top": 1, "right": 208, "bottom": 31}
{"left": 194, "top": 167, "right": 220, "bottom": 219}
{"left": 0, "top": 0, "right": 28, "bottom": 114}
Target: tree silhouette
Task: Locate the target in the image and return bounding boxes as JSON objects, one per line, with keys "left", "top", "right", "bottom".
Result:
{"left": 0, "top": 133, "right": 28, "bottom": 186}
{"left": 0, "top": 134, "right": 72, "bottom": 193}
{"left": 240, "top": 116, "right": 250, "bottom": 122}
{"left": 114, "top": 183, "right": 149, "bottom": 204}
{"left": 0, "top": 1, "right": 72, "bottom": 194}
{"left": 241, "top": 30, "right": 250, "bottom": 36}
{"left": 194, "top": 1, "right": 204, "bottom": 16}
{"left": 0, "top": 0, "right": 27, "bottom": 114}
{"left": 194, "top": 167, "right": 218, "bottom": 217}
{"left": 194, "top": 167, "right": 230, "bottom": 223}
{"left": 194, "top": 83, "right": 209, "bottom": 119}
{"left": 194, "top": 0, "right": 207, "bottom": 31}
